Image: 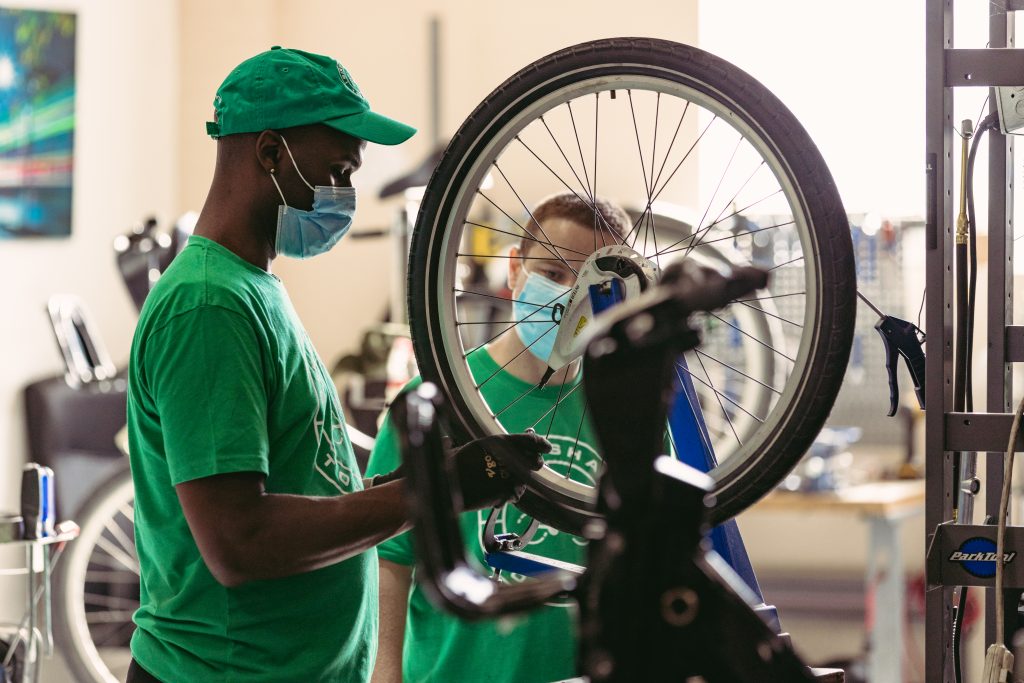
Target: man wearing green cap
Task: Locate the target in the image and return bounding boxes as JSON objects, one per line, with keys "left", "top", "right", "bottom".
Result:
{"left": 125, "top": 47, "right": 548, "bottom": 683}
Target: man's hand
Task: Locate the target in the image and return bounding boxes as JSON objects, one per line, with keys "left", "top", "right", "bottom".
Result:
{"left": 450, "top": 431, "right": 550, "bottom": 511}
{"left": 373, "top": 430, "right": 550, "bottom": 511}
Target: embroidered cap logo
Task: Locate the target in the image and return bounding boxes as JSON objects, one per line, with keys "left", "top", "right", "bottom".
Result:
{"left": 336, "top": 63, "right": 361, "bottom": 96}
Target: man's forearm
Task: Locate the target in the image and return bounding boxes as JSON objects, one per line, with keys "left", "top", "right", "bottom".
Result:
{"left": 186, "top": 479, "right": 412, "bottom": 587}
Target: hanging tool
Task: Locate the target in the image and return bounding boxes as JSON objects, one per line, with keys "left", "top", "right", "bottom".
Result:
{"left": 857, "top": 290, "right": 926, "bottom": 417}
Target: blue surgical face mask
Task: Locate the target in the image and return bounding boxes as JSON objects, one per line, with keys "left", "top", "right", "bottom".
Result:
{"left": 269, "top": 136, "right": 356, "bottom": 259}
{"left": 512, "top": 270, "right": 571, "bottom": 363}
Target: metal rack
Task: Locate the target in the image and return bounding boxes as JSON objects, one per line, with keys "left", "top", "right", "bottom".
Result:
{"left": 1, "top": 528, "right": 78, "bottom": 683}
{"left": 925, "top": 2, "right": 1017, "bottom": 680}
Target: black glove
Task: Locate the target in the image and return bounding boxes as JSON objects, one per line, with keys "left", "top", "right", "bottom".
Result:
{"left": 372, "top": 431, "right": 550, "bottom": 512}
{"left": 449, "top": 431, "right": 550, "bottom": 511}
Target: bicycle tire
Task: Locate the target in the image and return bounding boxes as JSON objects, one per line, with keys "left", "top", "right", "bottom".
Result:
{"left": 408, "top": 37, "right": 854, "bottom": 530}
{"left": 52, "top": 462, "right": 136, "bottom": 683}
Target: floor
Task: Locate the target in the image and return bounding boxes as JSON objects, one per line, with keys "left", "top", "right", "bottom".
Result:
{"left": 34, "top": 618, "right": 932, "bottom": 683}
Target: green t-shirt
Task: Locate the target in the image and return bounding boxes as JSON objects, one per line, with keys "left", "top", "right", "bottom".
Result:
{"left": 365, "top": 349, "right": 600, "bottom": 683}
{"left": 127, "top": 235, "right": 376, "bottom": 683}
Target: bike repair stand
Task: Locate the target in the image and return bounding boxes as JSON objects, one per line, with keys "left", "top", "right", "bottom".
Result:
{"left": 481, "top": 357, "right": 784, "bottom": 633}
{"left": 483, "top": 271, "right": 783, "bottom": 632}
{"left": 670, "top": 356, "right": 782, "bottom": 634}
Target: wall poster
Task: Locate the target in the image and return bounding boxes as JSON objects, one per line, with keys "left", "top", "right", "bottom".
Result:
{"left": 0, "top": 7, "right": 75, "bottom": 239}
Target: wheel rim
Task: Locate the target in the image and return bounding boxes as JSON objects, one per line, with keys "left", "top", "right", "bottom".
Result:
{"left": 60, "top": 472, "right": 136, "bottom": 683}
{"left": 419, "top": 65, "right": 831, "bottom": 524}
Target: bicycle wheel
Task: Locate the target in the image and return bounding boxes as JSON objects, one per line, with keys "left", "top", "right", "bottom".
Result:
{"left": 53, "top": 463, "right": 136, "bottom": 683}
{"left": 409, "top": 37, "right": 855, "bottom": 530}
{"left": 0, "top": 632, "right": 25, "bottom": 683}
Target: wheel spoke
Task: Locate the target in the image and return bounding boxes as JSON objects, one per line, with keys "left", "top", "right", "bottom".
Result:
{"left": 683, "top": 160, "right": 766, "bottom": 259}
{"left": 693, "top": 349, "right": 783, "bottom": 396}
{"left": 689, "top": 134, "right": 743, "bottom": 256}
{"left": 83, "top": 592, "right": 140, "bottom": 610}
{"left": 592, "top": 92, "right": 600, "bottom": 250}
{"left": 566, "top": 101, "right": 593, "bottom": 202}
{"left": 475, "top": 323, "right": 557, "bottom": 390}
{"left": 455, "top": 288, "right": 560, "bottom": 311}
{"left": 87, "top": 553, "right": 135, "bottom": 572}
{"left": 646, "top": 209, "right": 660, "bottom": 262}
{"left": 655, "top": 220, "right": 795, "bottom": 259}
{"left": 457, "top": 320, "right": 533, "bottom": 326}
{"left": 539, "top": 118, "right": 594, "bottom": 207}
{"left": 463, "top": 288, "right": 568, "bottom": 357}
{"left": 91, "top": 617, "right": 135, "bottom": 647}
{"left": 457, "top": 252, "right": 585, "bottom": 263}
{"left": 488, "top": 166, "right": 579, "bottom": 277}
{"left": 653, "top": 190, "right": 784, "bottom": 258}
{"left": 564, "top": 399, "right": 590, "bottom": 480}
{"left": 734, "top": 291, "right": 806, "bottom": 304}
{"left": 625, "top": 90, "right": 656, "bottom": 253}
{"left": 688, "top": 355, "right": 742, "bottom": 447}
{"left": 678, "top": 360, "right": 765, "bottom": 425}
{"left": 94, "top": 535, "right": 141, "bottom": 575}
{"left": 708, "top": 311, "right": 795, "bottom": 363}
{"left": 651, "top": 114, "right": 720, "bottom": 204}
{"left": 529, "top": 381, "right": 585, "bottom": 430}
{"left": 514, "top": 135, "right": 627, "bottom": 247}
{"left": 544, "top": 364, "right": 574, "bottom": 438}
{"left": 650, "top": 100, "right": 689, "bottom": 195}
{"left": 650, "top": 92, "right": 661, "bottom": 195}
{"left": 476, "top": 188, "right": 576, "bottom": 273}
{"left": 770, "top": 255, "right": 805, "bottom": 271}
{"left": 85, "top": 570, "right": 141, "bottom": 583}
{"left": 466, "top": 219, "right": 592, "bottom": 257}
{"left": 732, "top": 300, "right": 802, "bottom": 328}
{"left": 624, "top": 115, "right": 717, "bottom": 246}
{"left": 494, "top": 382, "right": 544, "bottom": 418}
{"left": 103, "top": 515, "right": 136, "bottom": 561}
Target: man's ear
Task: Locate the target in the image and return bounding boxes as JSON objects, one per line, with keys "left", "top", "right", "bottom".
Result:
{"left": 507, "top": 245, "right": 525, "bottom": 291}
{"left": 254, "top": 130, "right": 283, "bottom": 174}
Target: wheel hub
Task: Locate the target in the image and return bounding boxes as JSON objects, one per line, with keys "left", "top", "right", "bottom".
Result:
{"left": 545, "top": 245, "right": 661, "bottom": 377}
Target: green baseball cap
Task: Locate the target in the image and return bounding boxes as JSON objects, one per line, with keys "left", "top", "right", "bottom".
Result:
{"left": 206, "top": 46, "right": 415, "bottom": 145}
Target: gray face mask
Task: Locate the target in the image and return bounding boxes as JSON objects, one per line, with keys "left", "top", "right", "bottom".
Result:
{"left": 269, "top": 135, "right": 356, "bottom": 259}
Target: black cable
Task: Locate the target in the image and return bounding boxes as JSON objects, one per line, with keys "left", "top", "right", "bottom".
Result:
{"left": 954, "top": 239, "right": 968, "bottom": 414}
{"left": 916, "top": 286, "right": 926, "bottom": 331}
{"left": 965, "top": 113, "right": 998, "bottom": 412}
{"left": 951, "top": 120, "right": 976, "bottom": 531}
{"left": 950, "top": 111, "right": 998, "bottom": 683}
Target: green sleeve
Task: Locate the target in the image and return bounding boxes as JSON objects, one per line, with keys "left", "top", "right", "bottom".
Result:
{"left": 365, "top": 378, "right": 423, "bottom": 566}
{"left": 146, "top": 306, "right": 271, "bottom": 486}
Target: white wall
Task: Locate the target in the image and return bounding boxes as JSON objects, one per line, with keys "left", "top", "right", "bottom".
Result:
{"left": 177, "top": 0, "right": 277, "bottom": 212}
{"left": 0, "top": 0, "right": 178, "bottom": 620}
{"left": 700, "top": 1, "right": 926, "bottom": 219}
